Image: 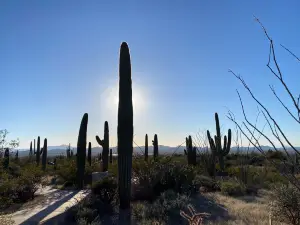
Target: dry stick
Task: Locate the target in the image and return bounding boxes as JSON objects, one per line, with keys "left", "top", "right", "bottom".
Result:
{"left": 261, "top": 110, "right": 293, "bottom": 161}
{"left": 281, "top": 44, "right": 300, "bottom": 62}
{"left": 229, "top": 70, "right": 300, "bottom": 157}
{"left": 227, "top": 111, "right": 300, "bottom": 191}
{"left": 255, "top": 16, "right": 300, "bottom": 120}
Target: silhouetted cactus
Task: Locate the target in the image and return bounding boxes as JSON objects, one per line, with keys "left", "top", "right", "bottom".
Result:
{"left": 3, "top": 148, "right": 9, "bottom": 169}
{"left": 110, "top": 148, "right": 113, "bottom": 164}
{"left": 152, "top": 134, "right": 158, "bottom": 160}
{"left": 66, "top": 143, "right": 71, "bottom": 159}
{"left": 145, "top": 134, "right": 148, "bottom": 162}
{"left": 42, "top": 138, "right": 47, "bottom": 171}
{"left": 71, "top": 149, "right": 74, "bottom": 157}
{"left": 76, "top": 113, "right": 88, "bottom": 189}
{"left": 54, "top": 158, "right": 57, "bottom": 170}
{"left": 15, "top": 150, "right": 19, "bottom": 162}
{"left": 117, "top": 42, "right": 133, "bottom": 210}
{"left": 36, "top": 136, "right": 41, "bottom": 166}
{"left": 29, "top": 141, "right": 33, "bottom": 157}
{"left": 96, "top": 121, "right": 109, "bottom": 172}
{"left": 207, "top": 113, "right": 231, "bottom": 172}
{"left": 34, "top": 139, "right": 36, "bottom": 154}
{"left": 88, "top": 142, "right": 92, "bottom": 166}
{"left": 186, "top": 136, "right": 197, "bottom": 165}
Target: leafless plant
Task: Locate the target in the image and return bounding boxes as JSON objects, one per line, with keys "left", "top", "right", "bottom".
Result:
{"left": 0, "top": 129, "right": 19, "bottom": 157}
{"left": 228, "top": 16, "right": 300, "bottom": 190}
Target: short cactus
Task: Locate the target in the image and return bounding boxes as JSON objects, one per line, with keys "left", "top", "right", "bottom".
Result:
{"left": 96, "top": 121, "right": 109, "bottom": 172}
{"left": 36, "top": 136, "right": 41, "bottom": 166}
{"left": 185, "top": 136, "right": 197, "bottom": 165}
{"left": 152, "top": 134, "right": 158, "bottom": 160}
{"left": 3, "top": 148, "right": 9, "bottom": 169}
{"left": 145, "top": 134, "right": 148, "bottom": 162}
{"left": 42, "top": 138, "right": 47, "bottom": 171}
{"left": 29, "top": 141, "right": 33, "bottom": 157}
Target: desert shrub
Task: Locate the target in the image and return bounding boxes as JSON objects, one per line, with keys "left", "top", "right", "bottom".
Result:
{"left": 220, "top": 178, "right": 246, "bottom": 196}
{"left": 0, "top": 164, "right": 43, "bottom": 210}
{"left": 192, "top": 175, "right": 219, "bottom": 192}
{"left": 55, "top": 158, "right": 77, "bottom": 185}
{"left": 67, "top": 192, "right": 118, "bottom": 224}
{"left": 270, "top": 184, "right": 300, "bottom": 225}
{"left": 131, "top": 190, "right": 190, "bottom": 224}
{"left": 132, "top": 159, "right": 197, "bottom": 200}
{"left": 91, "top": 176, "right": 118, "bottom": 204}
{"left": 266, "top": 150, "right": 287, "bottom": 161}
{"left": 226, "top": 165, "right": 288, "bottom": 190}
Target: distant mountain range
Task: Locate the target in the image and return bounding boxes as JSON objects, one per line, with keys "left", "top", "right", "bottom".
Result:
{"left": 13, "top": 145, "right": 300, "bottom": 158}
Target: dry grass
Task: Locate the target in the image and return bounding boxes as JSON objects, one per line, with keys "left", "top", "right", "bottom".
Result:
{"left": 0, "top": 215, "right": 15, "bottom": 225}
{"left": 203, "top": 190, "right": 288, "bottom": 225}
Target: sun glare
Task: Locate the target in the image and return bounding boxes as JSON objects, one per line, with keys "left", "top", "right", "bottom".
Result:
{"left": 108, "top": 82, "right": 143, "bottom": 115}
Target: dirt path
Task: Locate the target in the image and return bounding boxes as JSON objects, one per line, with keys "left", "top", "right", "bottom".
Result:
{"left": 1, "top": 186, "right": 89, "bottom": 225}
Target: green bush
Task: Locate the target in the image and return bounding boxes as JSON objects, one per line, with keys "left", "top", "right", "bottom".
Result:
{"left": 220, "top": 178, "right": 246, "bottom": 196}
{"left": 192, "top": 175, "right": 219, "bottom": 192}
{"left": 91, "top": 176, "right": 117, "bottom": 204}
{"left": 131, "top": 190, "right": 190, "bottom": 224}
{"left": 0, "top": 164, "right": 43, "bottom": 210}
{"left": 270, "top": 184, "right": 300, "bottom": 225}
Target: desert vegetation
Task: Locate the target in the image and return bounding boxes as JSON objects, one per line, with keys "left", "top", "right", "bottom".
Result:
{"left": 1, "top": 21, "right": 300, "bottom": 225}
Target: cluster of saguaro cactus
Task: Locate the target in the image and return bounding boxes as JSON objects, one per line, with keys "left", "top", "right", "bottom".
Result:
{"left": 184, "top": 136, "right": 197, "bottom": 165}
{"left": 152, "top": 134, "right": 158, "bottom": 160}
{"left": 31, "top": 137, "right": 48, "bottom": 170}
{"left": 207, "top": 113, "right": 231, "bottom": 172}
{"left": 117, "top": 42, "right": 133, "bottom": 210}
{"left": 145, "top": 134, "right": 148, "bottom": 162}
{"left": 96, "top": 121, "right": 109, "bottom": 172}
{"left": 88, "top": 142, "right": 92, "bottom": 166}
{"left": 76, "top": 113, "right": 88, "bottom": 189}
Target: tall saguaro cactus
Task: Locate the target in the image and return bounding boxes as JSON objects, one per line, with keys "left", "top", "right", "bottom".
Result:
{"left": 36, "top": 136, "right": 41, "bottom": 166}
{"left": 207, "top": 113, "right": 231, "bottom": 172}
{"left": 117, "top": 42, "right": 133, "bottom": 210}
{"left": 145, "top": 134, "right": 148, "bottom": 162}
{"left": 96, "top": 121, "right": 109, "bottom": 172}
{"left": 152, "top": 134, "right": 158, "bottom": 160}
{"left": 76, "top": 113, "right": 88, "bottom": 189}
{"left": 42, "top": 138, "right": 47, "bottom": 171}
{"left": 88, "top": 142, "right": 92, "bottom": 166}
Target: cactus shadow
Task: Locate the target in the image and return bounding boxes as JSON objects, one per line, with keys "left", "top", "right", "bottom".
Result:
{"left": 18, "top": 190, "right": 81, "bottom": 225}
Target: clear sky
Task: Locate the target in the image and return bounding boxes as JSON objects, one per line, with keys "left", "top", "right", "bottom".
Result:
{"left": 1, "top": 0, "right": 300, "bottom": 149}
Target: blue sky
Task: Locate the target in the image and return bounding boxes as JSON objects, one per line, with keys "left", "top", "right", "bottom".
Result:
{"left": 1, "top": 0, "right": 300, "bottom": 149}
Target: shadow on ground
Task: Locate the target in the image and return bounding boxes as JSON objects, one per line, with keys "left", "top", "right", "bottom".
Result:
{"left": 166, "top": 193, "right": 230, "bottom": 225}
{"left": 18, "top": 190, "right": 80, "bottom": 225}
